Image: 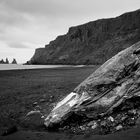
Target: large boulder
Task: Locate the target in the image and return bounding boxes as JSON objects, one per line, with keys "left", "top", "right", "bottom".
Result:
{"left": 44, "top": 41, "right": 140, "bottom": 131}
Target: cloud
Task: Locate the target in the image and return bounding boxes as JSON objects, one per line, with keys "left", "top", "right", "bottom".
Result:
{"left": 1, "top": 0, "right": 89, "bottom": 17}
{"left": 0, "top": 0, "right": 140, "bottom": 63}
{"left": 7, "top": 42, "right": 31, "bottom": 49}
{"left": 0, "top": 2, "right": 29, "bottom": 28}
{"left": 2, "top": 0, "right": 140, "bottom": 19}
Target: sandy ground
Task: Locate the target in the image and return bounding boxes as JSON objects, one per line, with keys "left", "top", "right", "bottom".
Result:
{"left": 1, "top": 127, "right": 140, "bottom": 140}
{"left": 0, "top": 65, "right": 140, "bottom": 140}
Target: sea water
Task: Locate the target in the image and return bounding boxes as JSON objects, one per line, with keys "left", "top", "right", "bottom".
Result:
{"left": 0, "top": 64, "right": 85, "bottom": 70}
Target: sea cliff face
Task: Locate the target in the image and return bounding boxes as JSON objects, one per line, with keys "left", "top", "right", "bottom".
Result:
{"left": 28, "top": 9, "right": 140, "bottom": 65}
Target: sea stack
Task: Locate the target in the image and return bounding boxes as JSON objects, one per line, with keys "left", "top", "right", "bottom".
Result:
{"left": 5, "top": 58, "right": 9, "bottom": 64}
{"left": 12, "top": 58, "right": 17, "bottom": 64}
{"left": 0, "top": 59, "right": 5, "bottom": 64}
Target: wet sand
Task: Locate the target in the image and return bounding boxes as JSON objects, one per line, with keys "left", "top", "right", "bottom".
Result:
{"left": 0, "top": 65, "right": 140, "bottom": 140}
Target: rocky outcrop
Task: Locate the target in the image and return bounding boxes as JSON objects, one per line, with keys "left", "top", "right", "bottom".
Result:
{"left": 11, "top": 58, "right": 17, "bottom": 64}
{"left": 0, "top": 58, "right": 9, "bottom": 64}
{"left": 44, "top": 41, "right": 140, "bottom": 134}
{"left": 28, "top": 9, "right": 140, "bottom": 65}
{"left": 5, "top": 58, "right": 9, "bottom": 64}
{"left": 0, "top": 59, "right": 5, "bottom": 64}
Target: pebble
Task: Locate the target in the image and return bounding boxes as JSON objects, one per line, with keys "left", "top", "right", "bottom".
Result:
{"left": 91, "top": 122, "right": 97, "bottom": 129}
{"left": 87, "top": 121, "right": 96, "bottom": 126}
{"left": 87, "top": 121, "right": 97, "bottom": 129}
{"left": 121, "top": 116, "right": 127, "bottom": 121}
{"left": 116, "top": 125, "right": 123, "bottom": 131}
{"left": 33, "top": 102, "right": 38, "bottom": 105}
{"left": 100, "top": 120, "right": 107, "bottom": 127}
{"left": 35, "top": 105, "right": 41, "bottom": 110}
{"left": 131, "top": 117, "right": 135, "bottom": 120}
{"left": 79, "top": 126, "right": 86, "bottom": 130}
{"left": 108, "top": 116, "right": 114, "bottom": 122}
{"left": 40, "top": 99, "right": 45, "bottom": 102}
{"left": 128, "top": 109, "right": 137, "bottom": 115}
{"left": 41, "top": 115, "right": 45, "bottom": 119}
{"left": 50, "top": 95, "right": 54, "bottom": 99}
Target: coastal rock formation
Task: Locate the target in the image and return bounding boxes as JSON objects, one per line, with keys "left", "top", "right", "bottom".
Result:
{"left": 28, "top": 9, "right": 140, "bottom": 65}
{"left": 12, "top": 58, "right": 17, "bottom": 64}
{"left": 5, "top": 58, "right": 9, "bottom": 64}
{"left": 44, "top": 41, "right": 140, "bottom": 134}
{"left": 0, "top": 59, "right": 5, "bottom": 64}
{"left": 0, "top": 58, "right": 9, "bottom": 64}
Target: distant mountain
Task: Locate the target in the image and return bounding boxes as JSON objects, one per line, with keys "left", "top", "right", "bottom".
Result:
{"left": 27, "top": 9, "right": 140, "bottom": 65}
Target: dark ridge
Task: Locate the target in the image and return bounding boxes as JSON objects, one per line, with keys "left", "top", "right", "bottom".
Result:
{"left": 27, "top": 9, "right": 140, "bottom": 65}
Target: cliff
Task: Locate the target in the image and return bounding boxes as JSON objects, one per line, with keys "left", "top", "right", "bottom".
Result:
{"left": 28, "top": 9, "right": 140, "bottom": 65}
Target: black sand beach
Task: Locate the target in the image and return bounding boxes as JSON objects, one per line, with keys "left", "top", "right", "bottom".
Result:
{"left": 0, "top": 66, "right": 140, "bottom": 140}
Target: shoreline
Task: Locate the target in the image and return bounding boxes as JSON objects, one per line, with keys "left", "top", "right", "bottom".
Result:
{"left": 0, "top": 64, "right": 87, "bottom": 71}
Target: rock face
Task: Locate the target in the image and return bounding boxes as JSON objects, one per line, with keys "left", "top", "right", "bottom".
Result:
{"left": 44, "top": 41, "right": 140, "bottom": 132}
{"left": 28, "top": 9, "right": 140, "bottom": 65}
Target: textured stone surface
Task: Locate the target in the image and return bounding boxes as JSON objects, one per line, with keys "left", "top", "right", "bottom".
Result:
{"left": 44, "top": 41, "right": 140, "bottom": 130}
{"left": 28, "top": 9, "right": 140, "bottom": 65}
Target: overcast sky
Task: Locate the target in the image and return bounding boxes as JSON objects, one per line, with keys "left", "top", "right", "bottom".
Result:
{"left": 0, "top": 0, "right": 140, "bottom": 63}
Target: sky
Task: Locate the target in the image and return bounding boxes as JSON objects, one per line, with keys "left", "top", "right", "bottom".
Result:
{"left": 0, "top": 0, "right": 140, "bottom": 63}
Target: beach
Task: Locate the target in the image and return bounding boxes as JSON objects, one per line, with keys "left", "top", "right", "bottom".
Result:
{"left": 0, "top": 65, "right": 140, "bottom": 140}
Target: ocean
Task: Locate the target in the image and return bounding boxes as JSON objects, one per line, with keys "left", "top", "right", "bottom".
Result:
{"left": 0, "top": 64, "right": 84, "bottom": 70}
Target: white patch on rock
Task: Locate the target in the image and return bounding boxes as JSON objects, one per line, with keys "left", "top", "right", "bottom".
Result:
{"left": 52, "top": 92, "right": 79, "bottom": 111}
{"left": 116, "top": 125, "right": 123, "bottom": 130}
{"left": 26, "top": 110, "right": 41, "bottom": 116}
{"left": 108, "top": 116, "right": 114, "bottom": 122}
